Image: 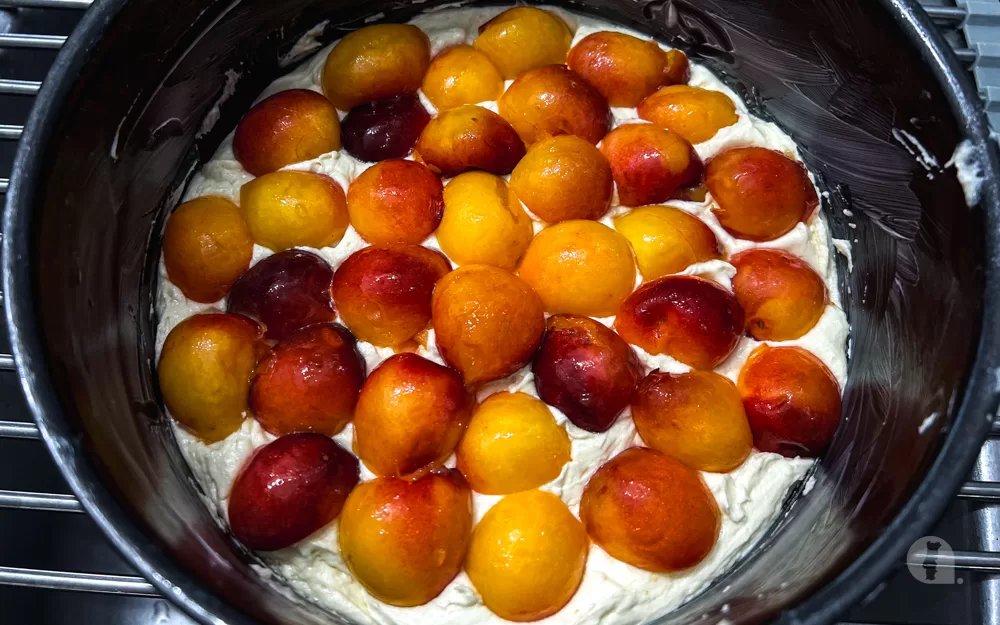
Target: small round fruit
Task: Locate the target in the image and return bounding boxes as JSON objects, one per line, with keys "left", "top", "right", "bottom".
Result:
{"left": 663, "top": 49, "right": 691, "bottom": 85}
{"left": 518, "top": 220, "right": 635, "bottom": 317}
{"left": 732, "top": 249, "right": 828, "bottom": 341}
{"left": 638, "top": 85, "right": 739, "bottom": 144}
{"left": 233, "top": 89, "right": 341, "bottom": 176}
{"left": 615, "top": 275, "right": 744, "bottom": 369}
{"left": 509, "top": 135, "right": 613, "bottom": 223}
{"left": 706, "top": 147, "right": 818, "bottom": 241}
{"left": 346, "top": 159, "right": 443, "bottom": 246}
{"left": 227, "top": 250, "right": 336, "bottom": 341}
{"left": 612, "top": 205, "right": 722, "bottom": 280}
{"left": 580, "top": 447, "right": 719, "bottom": 572}
{"left": 229, "top": 434, "right": 359, "bottom": 551}
{"left": 457, "top": 392, "right": 570, "bottom": 494}
{"left": 332, "top": 245, "right": 450, "bottom": 347}
{"left": 240, "top": 171, "right": 348, "bottom": 251}
{"left": 158, "top": 314, "right": 263, "bottom": 442}
{"left": 354, "top": 353, "right": 471, "bottom": 478}
{"left": 422, "top": 45, "right": 504, "bottom": 110}
{"left": 415, "top": 105, "right": 526, "bottom": 177}
{"left": 567, "top": 32, "right": 666, "bottom": 107}
{"left": 600, "top": 124, "right": 703, "bottom": 207}
{"left": 322, "top": 24, "right": 431, "bottom": 110}
{"left": 162, "top": 196, "right": 253, "bottom": 303}
{"left": 466, "top": 490, "right": 587, "bottom": 622}
{"left": 533, "top": 314, "right": 642, "bottom": 433}
{"left": 632, "top": 370, "right": 752, "bottom": 472}
{"left": 473, "top": 7, "right": 573, "bottom": 79}
{"left": 250, "top": 323, "right": 366, "bottom": 437}
{"left": 339, "top": 470, "right": 472, "bottom": 607}
{"left": 432, "top": 265, "right": 545, "bottom": 386}
{"left": 437, "top": 172, "right": 533, "bottom": 270}
{"left": 738, "top": 346, "right": 842, "bottom": 458}
{"left": 499, "top": 65, "right": 611, "bottom": 146}
{"left": 341, "top": 94, "right": 431, "bottom": 162}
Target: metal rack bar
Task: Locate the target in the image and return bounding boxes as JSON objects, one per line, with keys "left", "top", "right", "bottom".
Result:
{"left": 0, "top": 125, "right": 23, "bottom": 140}
{"left": 959, "top": 481, "right": 1000, "bottom": 501}
{"left": 0, "top": 354, "right": 15, "bottom": 370}
{"left": 0, "top": 420, "right": 40, "bottom": 439}
{"left": 0, "top": 0, "right": 92, "bottom": 8}
{"left": 0, "top": 567, "right": 159, "bottom": 596}
{"left": 908, "top": 550, "right": 1000, "bottom": 573}
{"left": 0, "top": 178, "right": 8, "bottom": 193}
{"left": 0, "top": 490, "right": 83, "bottom": 512}
{"left": 0, "top": 33, "right": 65, "bottom": 49}
{"left": 924, "top": 6, "right": 967, "bottom": 24}
{"left": 0, "top": 79, "right": 41, "bottom": 95}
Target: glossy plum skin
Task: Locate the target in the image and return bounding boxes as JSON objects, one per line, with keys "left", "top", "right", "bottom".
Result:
{"left": 533, "top": 315, "right": 642, "bottom": 433}
{"left": 158, "top": 313, "right": 265, "bottom": 442}
{"left": 498, "top": 65, "right": 611, "bottom": 146}
{"left": 233, "top": 89, "right": 341, "bottom": 176}
{"left": 322, "top": 24, "right": 431, "bottom": 110}
{"left": 567, "top": 32, "right": 666, "bottom": 107}
{"left": 456, "top": 392, "right": 571, "bottom": 495}
{"left": 615, "top": 275, "right": 744, "bottom": 369}
{"left": 466, "top": 490, "right": 588, "bottom": 622}
{"left": 346, "top": 159, "right": 443, "bottom": 246}
{"left": 250, "top": 323, "right": 366, "bottom": 437}
{"left": 580, "top": 447, "right": 720, "bottom": 572}
{"left": 509, "top": 135, "right": 613, "bottom": 223}
{"left": 638, "top": 85, "right": 739, "bottom": 145}
{"left": 332, "top": 245, "right": 450, "bottom": 347}
{"left": 227, "top": 250, "right": 336, "bottom": 341}
{"left": 228, "top": 433, "right": 359, "bottom": 551}
{"left": 339, "top": 470, "right": 472, "bottom": 606}
{"left": 731, "top": 249, "right": 828, "bottom": 341}
{"left": 663, "top": 49, "right": 691, "bottom": 85}
{"left": 738, "top": 346, "right": 842, "bottom": 458}
{"left": 632, "top": 370, "right": 753, "bottom": 472}
{"left": 421, "top": 45, "right": 504, "bottom": 111}
{"left": 599, "top": 123, "right": 703, "bottom": 207}
{"left": 415, "top": 105, "right": 526, "bottom": 177}
{"left": 341, "top": 94, "right": 431, "bottom": 162}
{"left": 431, "top": 265, "right": 545, "bottom": 386}
{"left": 240, "top": 171, "right": 349, "bottom": 251}
{"left": 473, "top": 7, "right": 573, "bottom": 79}
{"left": 612, "top": 205, "right": 722, "bottom": 281}
{"left": 706, "top": 147, "right": 819, "bottom": 241}
{"left": 353, "top": 353, "right": 471, "bottom": 478}
{"left": 162, "top": 196, "right": 253, "bottom": 303}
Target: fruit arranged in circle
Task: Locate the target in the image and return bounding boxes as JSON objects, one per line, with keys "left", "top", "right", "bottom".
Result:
{"left": 341, "top": 94, "right": 431, "bottom": 162}
{"left": 518, "top": 220, "right": 636, "bottom": 317}
{"left": 638, "top": 85, "right": 739, "bottom": 144}
{"left": 509, "top": 135, "right": 613, "bottom": 223}
{"left": 533, "top": 315, "right": 642, "bottom": 433}
{"left": 229, "top": 433, "right": 359, "bottom": 551}
{"left": 457, "top": 392, "right": 571, "bottom": 495}
{"left": 158, "top": 314, "right": 264, "bottom": 442}
{"left": 706, "top": 147, "right": 818, "bottom": 241}
{"left": 499, "top": 65, "right": 611, "bottom": 146}
{"left": 228, "top": 250, "right": 336, "bottom": 341}
{"left": 580, "top": 447, "right": 719, "bottom": 572}
{"left": 353, "top": 353, "right": 471, "bottom": 478}
{"left": 615, "top": 275, "right": 744, "bottom": 369}
{"left": 473, "top": 7, "right": 573, "bottom": 79}
{"left": 346, "top": 159, "right": 443, "bottom": 246}
{"left": 466, "top": 490, "right": 588, "bottom": 622}
{"left": 567, "top": 32, "right": 666, "bottom": 107}
{"left": 663, "top": 49, "right": 691, "bottom": 85}
{"left": 250, "top": 323, "right": 366, "bottom": 437}
{"left": 600, "top": 123, "right": 703, "bottom": 207}
{"left": 612, "top": 205, "right": 722, "bottom": 281}
{"left": 240, "top": 171, "right": 349, "bottom": 251}
{"left": 332, "top": 245, "right": 451, "bottom": 347}
{"left": 432, "top": 265, "right": 545, "bottom": 386}
{"left": 162, "top": 196, "right": 253, "bottom": 303}
{"left": 339, "top": 470, "right": 472, "bottom": 606}
{"left": 322, "top": 24, "right": 431, "bottom": 110}
{"left": 731, "top": 249, "right": 828, "bottom": 341}
{"left": 421, "top": 45, "right": 504, "bottom": 111}
{"left": 738, "top": 346, "right": 842, "bottom": 458}
{"left": 415, "top": 104, "right": 526, "bottom": 177}
{"left": 233, "top": 89, "right": 341, "bottom": 176}
{"left": 632, "top": 370, "right": 752, "bottom": 472}
{"left": 437, "top": 171, "right": 533, "bottom": 270}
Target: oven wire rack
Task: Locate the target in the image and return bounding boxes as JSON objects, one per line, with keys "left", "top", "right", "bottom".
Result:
{"left": 0, "top": 1, "right": 998, "bottom": 624}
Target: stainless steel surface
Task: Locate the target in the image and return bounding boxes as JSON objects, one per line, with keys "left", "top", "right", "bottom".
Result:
{"left": 0, "top": 567, "right": 159, "bottom": 596}
{"left": 0, "top": 420, "right": 39, "bottom": 438}
{"left": 0, "top": 490, "right": 83, "bottom": 512}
